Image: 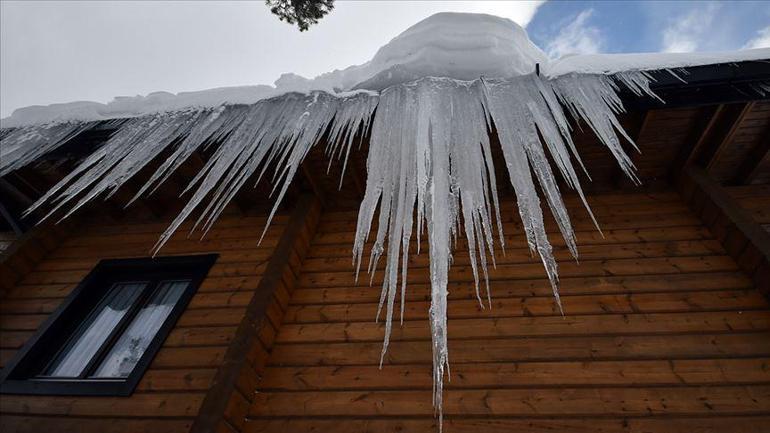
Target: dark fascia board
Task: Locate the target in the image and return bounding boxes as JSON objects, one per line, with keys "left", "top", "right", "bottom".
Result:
{"left": 622, "top": 60, "right": 770, "bottom": 110}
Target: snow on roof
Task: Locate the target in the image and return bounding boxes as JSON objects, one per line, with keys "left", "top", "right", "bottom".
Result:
{"left": 544, "top": 48, "right": 770, "bottom": 77}
{"left": 2, "top": 11, "right": 768, "bottom": 128}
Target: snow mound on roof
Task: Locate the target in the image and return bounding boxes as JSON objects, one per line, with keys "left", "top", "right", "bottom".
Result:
{"left": 270, "top": 12, "right": 547, "bottom": 93}
{"left": 350, "top": 12, "right": 547, "bottom": 90}
{"left": 1, "top": 12, "right": 546, "bottom": 127}
{"left": 2, "top": 11, "right": 769, "bottom": 128}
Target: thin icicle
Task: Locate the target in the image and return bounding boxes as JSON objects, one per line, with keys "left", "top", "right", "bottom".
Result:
{"left": 0, "top": 120, "right": 106, "bottom": 176}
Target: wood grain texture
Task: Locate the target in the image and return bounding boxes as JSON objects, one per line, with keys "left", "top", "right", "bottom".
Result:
{"left": 680, "top": 166, "right": 770, "bottom": 297}
{"left": 190, "top": 194, "right": 321, "bottom": 433}
{"left": 248, "top": 190, "right": 770, "bottom": 433}
{"left": 0, "top": 206, "right": 287, "bottom": 433}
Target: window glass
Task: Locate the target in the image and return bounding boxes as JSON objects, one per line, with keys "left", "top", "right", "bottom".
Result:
{"left": 92, "top": 280, "right": 189, "bottom": 378}
{"left": 42, "top": 282, "right": 146, "bottom": 378}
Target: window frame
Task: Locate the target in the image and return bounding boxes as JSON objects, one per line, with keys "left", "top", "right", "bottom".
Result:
{"left": 0, "top": 254, "right": 218, "bottom": 396}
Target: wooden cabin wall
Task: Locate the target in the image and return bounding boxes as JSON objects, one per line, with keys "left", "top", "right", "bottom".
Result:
{"left": 244, "top": 190, "right": 770, "bottom": 433}
{"left": 0, "top": 209, "right": 288, "bottom": 433}
{"left": 725, "top": 185, "right": 770, "bottom": 233}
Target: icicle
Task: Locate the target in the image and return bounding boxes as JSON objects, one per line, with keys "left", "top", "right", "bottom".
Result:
{"left": 10, "top": 71, "right": 658, "bottom": 432}
{"left": 353, "top": 78, "right": 506, "bottom": 427}
{"left": 25, "top": 109, "right": 218, "bottom": 223}
{"left": 0, "top": 120, "right": 104, "bottom": 176}
{"left": 154, "top": 91, "right": 378, "bottom": 253}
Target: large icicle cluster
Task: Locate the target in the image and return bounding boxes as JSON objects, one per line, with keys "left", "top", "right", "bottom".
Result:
{"left": 0, "top": 120, "right": 118, "bottom": 176}
{"left": 2, "top": 71, "right": 658, "bottom": 428}
{"left": 351, "top": 72, "right": 656, "bottom": 426}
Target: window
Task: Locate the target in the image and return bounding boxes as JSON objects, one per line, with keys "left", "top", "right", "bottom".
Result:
{"left": 0, "top": 254, "right": 217, "bottom": 396}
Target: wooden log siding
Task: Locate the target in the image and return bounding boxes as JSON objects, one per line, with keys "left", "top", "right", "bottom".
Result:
{"left": 191, "top": 194, "right": 321, "bottom": 433}
{"left": 679, "top": 166, "right": 770, "bottom": 298}
{"left": 0, "top": 218, "right": 75, "bottom": 298}
{"left": 725, "top": 184, "right": 770, "bottom": 233}
{"left": 0, "top": 207, "right": 291, "bottom": 433}
{"left": 244, "top": 190, "right": 770, "bottom": 433}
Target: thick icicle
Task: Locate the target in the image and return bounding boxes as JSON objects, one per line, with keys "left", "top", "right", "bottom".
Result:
{"left": 353, "top": 78, "right": 507, "bottom": 427}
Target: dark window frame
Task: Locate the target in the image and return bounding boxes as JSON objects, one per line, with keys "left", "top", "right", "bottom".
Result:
{"left": 0, "top": 254, "right": 218, "bottom": 396}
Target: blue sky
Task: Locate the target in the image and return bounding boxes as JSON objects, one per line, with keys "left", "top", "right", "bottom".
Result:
{"left": 1, "top": 0, "right": 769, "bottom": 118}
{"left": 528, "top": 1, "right": 770, "bottom": 57}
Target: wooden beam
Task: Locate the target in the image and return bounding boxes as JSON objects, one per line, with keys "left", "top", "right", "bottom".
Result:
{"left": 189, "top": 193, "right": 321, "bottom": 433}
{"left": 668, "top": 104, "right": 723, "bottom": 184}
{"left": 731, "top": 125, "right": 770, "bottom": 185}
{"left": 301, "top": 163, "right": 327, "bottom": 207}
{"left": 669, "top": 102, "right": 755, "bottom": 185}
{"left": 700, "top": 102, "right": 754, "bottom": 170}
{"left": 0, "top": 201, "right": 24, "bottom": 235}
{"left": 678, "top": 165, "right": 770, "bottom": 298}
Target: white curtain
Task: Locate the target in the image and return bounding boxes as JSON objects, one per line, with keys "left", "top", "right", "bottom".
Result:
{"left": 45, "top": 282, "right": 145, "bottom": 377}
{"left": 93, "top": 280, "right": 188, "bottom": 378}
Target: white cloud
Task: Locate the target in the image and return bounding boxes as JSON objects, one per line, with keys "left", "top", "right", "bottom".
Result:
{"left": 661, "top": 4, "right": 719, "bottom": 53}
{"left": 466, "top": 1, "right": 545, "bottom": 27}
{"left": 742, "top": 26, "right": 770, "bottom": 49}
{"left": 545, "top": 9, "right": 603, "bottom": 59}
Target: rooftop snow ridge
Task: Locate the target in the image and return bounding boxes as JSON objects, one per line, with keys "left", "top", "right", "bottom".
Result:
{"left": 2, "top": 11, "right": 769, "bottom": 128}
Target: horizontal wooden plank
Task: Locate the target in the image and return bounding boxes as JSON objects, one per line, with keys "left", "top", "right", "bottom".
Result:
{"left": 0, "top": 393, "right": 205, "bottom": 417}
{"left": 5, "top": 272, "right": 269, "bottom": 299}
{"left": 33, "top": 248, "right": 275, "bottom": 272}
{"left": 249, "top": 385, "right": 770, "bottom": 417}
{"left": 19, "top": 261, "right": 268, "bottom": 286}
{"left": 307, "top": 226, "right": 716, "bottom": 258}
{"left": 177, "top": 307, "right": 248, "bottom": 327}
{"left": 0, "top": 298, "right": 63, "bottom": 314}
{"left": 316, "top": 210, "right": 701, "bottom": 237}
{"left": 276, "top": 311, "right": 770, "bottom": 344}
{"left": 0, "top": 331, "right": 32, "bottom": 349}
{"left": 136, "top": 368, "right": 217, "bottom": 392}
{"left": 79, "top": 213, "right": 288, "bottom": 235}
{"left": 243, "top": 416, "right": 770, "bottom": 433}
{"left": 0, "top": 314, "right": 46, "bottom": 331}
{"left": 151, "top": 346, "right": 227, "bottom": 368}
{"left": 290, "top": 272, "right": 754, "bottom": 305}
{"left": 301, "top": 240, "right": 726, "bottom": 272}
{"left": 46, "top": 236, "right": 281, "bottom": 261}
{"left": 165, "top": 326, "right": 237, "bottom": 347}
{"left": 313, "top": 214, "right": 702, "bottom": 245}
{"left": 0, "top": 349, "right": 15, "bottom": 368}
{"left": 352, "top": 195, "right": 692, "bottom": 219}
{"left": 260, "top": 358, "right": 770, "bottom": 390}
{"left": 4, "top": 283, "right": 76, "bottom": 299}
{"left": 284, "top": 290, "right": 767, "bottom": 323}
{"left": 298, "top": 256, "right": 739, "bottom": 288}
{"left": 61, "top": 222, "right": 285, "bottom": 247}
{"left": 0, "top": 416, "right": 193, "bottom": 433}
{"left": 318, "top": 192, "right": 687, "bottom": 223}
{"left": 189, "top": 291, "right": 255, "bottom": 309}
{"left": 268, "top": 333, "right": 770, "bottom": 366}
